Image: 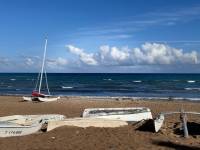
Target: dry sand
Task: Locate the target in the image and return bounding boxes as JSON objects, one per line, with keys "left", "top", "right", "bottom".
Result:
{"left": 0, "top": 96, "right": 199, "bottom": 150}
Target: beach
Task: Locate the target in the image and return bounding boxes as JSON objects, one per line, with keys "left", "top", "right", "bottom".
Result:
{"left": 0, "top": 96, "right": 199, "bottom": 150}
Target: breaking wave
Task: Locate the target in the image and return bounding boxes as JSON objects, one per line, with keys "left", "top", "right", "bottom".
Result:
{"left": 61, "top": 86, "right": 74, "bottom": 89}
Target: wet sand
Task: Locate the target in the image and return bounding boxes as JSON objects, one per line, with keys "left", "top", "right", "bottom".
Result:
{"left": 0, "top": 96, "right": 199, "bottom": 150}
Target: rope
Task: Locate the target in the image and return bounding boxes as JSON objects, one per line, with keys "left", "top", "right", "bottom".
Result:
{"left": 34, "top": 72, "right": 41, "bottom": 91}
{"left": 45, "top": 69, "right": 50, "bottom": 95}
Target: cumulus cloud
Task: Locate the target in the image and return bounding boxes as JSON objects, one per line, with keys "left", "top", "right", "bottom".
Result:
{"left": 66, "top": 45, "right": 98, "bottom": 65}
{"left": 66, "top": 43, "right": 199, "bottom": 66}
{"left": 132, "top": 43, "right": 198, "bottom": 65}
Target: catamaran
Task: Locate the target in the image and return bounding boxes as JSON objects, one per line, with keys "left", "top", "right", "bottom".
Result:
{"left": 23, "top": 38, "right": 60, "bottom": 102}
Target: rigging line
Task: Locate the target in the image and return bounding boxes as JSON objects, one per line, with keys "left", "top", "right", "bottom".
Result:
{"left": 45, "top": 69, "right": 50, "bottom": 95}
{"left": 34, "top": 72, "right": 41, "bottom": 91}
{"left": 39, "top": 38, "right": 48, "bottom": 93}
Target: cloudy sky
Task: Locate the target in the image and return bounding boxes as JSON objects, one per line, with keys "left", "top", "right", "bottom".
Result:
{"left": 0, "top": 0, "right": 200, "bottom": 73}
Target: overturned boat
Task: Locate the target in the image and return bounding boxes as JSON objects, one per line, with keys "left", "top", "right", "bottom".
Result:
{"left": 82, "top": 107, "right": 152, "bottom": 122}
{"left": 0, "top": 120, "right": 43, "bottom": 137}
{"left": 154, "top": 109, "right": 200, "bottom": 138}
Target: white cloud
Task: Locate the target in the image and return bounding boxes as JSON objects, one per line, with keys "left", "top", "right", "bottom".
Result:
{"left": 135, "top": 43, "right": 198, "bottom": 65}
{"left": 25, "top": 58, "right": 34, "bottom": 66}
{"left": 66, "top": 43, "right": 199, "bottom": 66}
{"left": 110, "top": 47, "right": 130, "bottom": 61}
{"left": 56, "top": 57, "right": 68, "bottom": 65}
{"left": 66, "top": 45, "right": 98, "bottom": 65}
{"left": 46, "top": 57, "right": 68, "bottom": 69}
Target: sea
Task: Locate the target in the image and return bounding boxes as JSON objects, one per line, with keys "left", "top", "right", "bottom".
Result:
{"left": 1, "top": 73, "right": 200, "bottom": 100}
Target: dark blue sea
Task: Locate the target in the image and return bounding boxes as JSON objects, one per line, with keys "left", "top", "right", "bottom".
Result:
{"left": 1, "top": 73, "right": 200, "bottom": 100}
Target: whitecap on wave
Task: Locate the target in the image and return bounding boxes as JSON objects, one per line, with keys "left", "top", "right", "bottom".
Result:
{"left": 61, "top": 86, "right": 73, "bottom": 89}
{"left": 103, "top": 78, "right": 112, "bottom": 81}
{"left": 133, "top": 80, "right": 142, "bottom": 83}
{"left": 187, "top": 80, "right": 196, "bottom": 83}
{"left": 10, "top": 79, "right": 16, "bottom": 81}
{"left": 184, "top": 88, "right": 200, "bottom": 91}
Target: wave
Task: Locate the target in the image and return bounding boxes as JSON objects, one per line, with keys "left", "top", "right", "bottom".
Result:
{"left": 26, "top": 78, "right": 34, "bottom": 81}
{"left": 184, "top": 88, "right": 200, "bottom": 91}
{"left": 133, "top": 80, "right": 142, "bottom": 83}
{"left": 103, "top": 78, "right": 112, "bottom": 81}
{"left": 187, "top": 80, "right": 196, "bottom": 83}
{"left": 10, "top": 79, "right": 16, "bottom": 81}
{"left": 61, "top": 86, "right": 74, "bottom": 89}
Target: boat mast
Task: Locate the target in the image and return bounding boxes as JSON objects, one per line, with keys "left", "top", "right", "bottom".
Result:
{"left": 38, "top": 38, "right": 48, "bottom": 93}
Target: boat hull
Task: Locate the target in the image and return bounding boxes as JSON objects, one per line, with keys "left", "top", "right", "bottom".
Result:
{"left": 82, "top": 107, "right": 152, "bottom": 122}
{"left": 0, "top": 121, "right": 43, "bottom": 137}
{"left": 0, "top": 114, "right": 66, "bottom": 125}
{"left": 38, "top": 97, "right": 60, "bottom": 102}
{"left": 23, "top": 96, "right": 60, "bottom": 102}
{"left": 154, "top": 114, "right": 165, "bottom": 132}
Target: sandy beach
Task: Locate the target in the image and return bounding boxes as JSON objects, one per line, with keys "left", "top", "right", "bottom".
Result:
{"left": 0, "top": 96, "right": 199, "bottom": 150}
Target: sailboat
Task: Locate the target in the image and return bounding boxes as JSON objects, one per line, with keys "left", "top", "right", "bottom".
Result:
{"left": 23, "top": 38, "right": 60, "bottom": 102}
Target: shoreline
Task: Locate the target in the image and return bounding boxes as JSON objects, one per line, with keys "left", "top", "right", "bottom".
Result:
{"left": 1, "top": 94, "right": 200, "bottom": 103}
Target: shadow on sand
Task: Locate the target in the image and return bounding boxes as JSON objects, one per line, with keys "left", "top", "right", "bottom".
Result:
{"left": 174, "top": 122, "right": 200, "bottom": 137}
{"left": 152, "top": 141, "right": 200, "bottom": 150}
{"left": 135, "top": 119, "right": 155, "bottom": 132}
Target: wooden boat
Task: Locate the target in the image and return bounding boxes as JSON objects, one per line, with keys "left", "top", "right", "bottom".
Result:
{"left": 154, "top": 114, "right": 165, "bottom": 132}
{"left": 0, "top": 120, "right": 43, "bottom": 137}
{"left": 23, "top": 38, "right": 60, "bottom": 102}
{"left": 47, "top": 118, "right": 128, "bottom": 131}
{"left": 82, "top": 107, "right": 152, "bottom": 122}
{"left": 0, "top": 114, "right": 66, "bottom": 125}
{"left": 154, "top": 109, "right": 200, "bottom": 138}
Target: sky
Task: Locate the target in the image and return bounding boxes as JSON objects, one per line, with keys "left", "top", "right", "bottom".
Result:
{"left": 0, "top": 0, "right": 200, "bottom": 73}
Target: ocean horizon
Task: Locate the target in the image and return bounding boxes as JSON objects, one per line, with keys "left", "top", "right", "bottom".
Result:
{"left": 0, "top": 73, "right": 200, "bottom": 100}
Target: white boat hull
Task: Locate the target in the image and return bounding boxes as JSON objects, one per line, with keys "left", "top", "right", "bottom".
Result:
{"left": 22, "top": 96, "right": 32, "bottom": 101}
{"left": 47, "top": 118, "right": 128, "bottom": 131}
{"left": 82, "top": 107, "right": 152, "bottom": 122}
{"left": 22, "top": 96, "right": 60, "bottom": 102}
{"left": 0, "top": 121, "right": 43, "bottom": 137}
{"left": 154, "top": 114, "right": 164, "bottom": 132}
{"left": 38, "top": 96, "right": 60, "bottom": 102}
{"left": 0, "top": 114, "right": 66, "bottom": 125}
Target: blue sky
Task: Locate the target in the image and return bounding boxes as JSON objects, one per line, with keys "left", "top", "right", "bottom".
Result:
{"left": 0, "top": 0, "right": 200, "bottom": 72}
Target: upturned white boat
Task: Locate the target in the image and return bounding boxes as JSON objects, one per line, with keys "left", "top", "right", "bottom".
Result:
{"left": 154, "top": 114, "right": 165, "bottom": 132}
{"left": 154, "top": 110, "right": 200, "bottom": 138}
{"left": 0, "top": 120, "right": 43, "bottom": 137}
{"left": 23, "top": 38, "right": 60, "bottom": 102}
{"left": 47, "top": 118, "right": 128, "bottom": 131}
{"left": 82, "top": 107, "right": 152, "bottom": 122}
{"left": 0, "top": 114, "right": 66, "bottom": 125}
